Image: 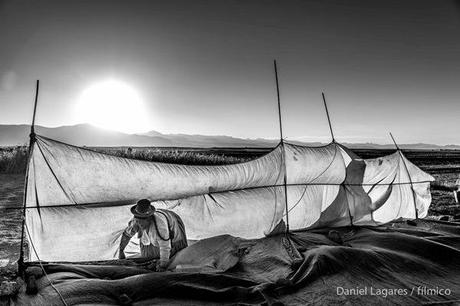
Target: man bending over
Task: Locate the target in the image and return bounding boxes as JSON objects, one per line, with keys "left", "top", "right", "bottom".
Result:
{"left": 119, "top": 199, "right": 188, "bottom": 271}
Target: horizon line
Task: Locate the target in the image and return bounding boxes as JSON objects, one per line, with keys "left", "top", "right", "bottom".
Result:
{"left": 0, "top": 123, "right": 459, "bottom": 147}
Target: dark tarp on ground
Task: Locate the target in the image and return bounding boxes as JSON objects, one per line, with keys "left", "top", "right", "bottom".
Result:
{"left": 13, "top": 220, "right": 460, "bottom": 306}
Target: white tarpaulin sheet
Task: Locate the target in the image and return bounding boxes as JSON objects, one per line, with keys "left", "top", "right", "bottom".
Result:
{"left": 25, "top": 135, "right": 434, "bottom": 261}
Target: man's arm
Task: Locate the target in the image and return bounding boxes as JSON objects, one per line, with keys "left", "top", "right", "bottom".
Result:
{"left": 119, "top": 219, "right": 137, "bottom": 259}
{"left": 119, "top": 232, "right": 131, "bottom": 259}
{"left": 155, "top": 214, "right": 172, "bottom": 270}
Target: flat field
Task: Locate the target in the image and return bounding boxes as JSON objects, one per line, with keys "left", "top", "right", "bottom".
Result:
{"left": 0, "top": 147, "right": 459, "bottom": 280}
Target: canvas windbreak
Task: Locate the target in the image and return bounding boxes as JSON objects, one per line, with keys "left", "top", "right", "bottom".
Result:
{"left": 25, "top": 135, "right": 434, "bottom": 261}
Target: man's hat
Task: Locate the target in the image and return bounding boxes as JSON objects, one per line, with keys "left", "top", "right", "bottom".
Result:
{"left": 130, "top": 199, "right": 156, "bottom": 218}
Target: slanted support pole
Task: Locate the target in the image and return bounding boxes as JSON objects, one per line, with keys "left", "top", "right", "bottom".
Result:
{"left": 274, "top": 60, "right": 284, "bottom": 144}
{"left": 18, "top": 80, "right": 39, "bottom": 277}
{"left": 322, "top": 92, "right": 335, "bottom": 143}
{"left": 30, "top": 80, "right": 39, "bottom": 136}
{"left": 274, "top": 60, "right": 290, "bottom": 234}
{"left": 322, "top": 92, "right": 353, "bottom": 225}
{"left": 389, "top": 132, "right": 419, "bottom": 220}
{"left": 389, "top": 132, "right": 400, "bottom": 151}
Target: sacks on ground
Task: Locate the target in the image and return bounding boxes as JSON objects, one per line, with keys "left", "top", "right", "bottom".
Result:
{"left": 168, "top": 233, "right": 300, "bottom": 283}
{"left": 168, "top": 235, "right": 247, "bottom": 273}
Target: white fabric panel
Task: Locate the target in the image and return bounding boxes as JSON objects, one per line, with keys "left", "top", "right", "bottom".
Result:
{"left": 278, "top": 143, "right": 351, "bottom": 231}
{"left": 363, "top": 152, "right": 434, "bottom": 224}
{"left": 26, "top": 187, "right": 285, "bottom": 261}
{"left": 156, "top": 187, "right": 285, "bottom": 240}
{"left": 362, "top": 153, "right": 401, "bottom": 188}
{"left": 317, "top": 186, "right": 354, "bottom": 228}
{"left": 372, "top": 183, "right": 412, "bottom": 223}
{"left": 29, "top": 136, "right": 283, "bottom": 206}
{"left": 400, "top": 154, "right": 434, "bottom": 218}
{"left": 412, "top": 182, "right": 432, "bottom": 218}
{"left": 26, "top": 143, "right": 70, "bottom": 207}
{"left": 344, "top": 184, "right": 374, "bottom": 226}
{"left": 285, "top": 143, "right": 346, "bottom": 184}
{"left": 364, "top": 154, "right": 406, "bottom": 223}
{"left": 26, "top": 206, "right": 133, "bottom": 261}
{"left": 287, "top": 185, "right": 342, "bottom": 230}
{"left": 338, "top": 146, "right": 353, "bottom": 167}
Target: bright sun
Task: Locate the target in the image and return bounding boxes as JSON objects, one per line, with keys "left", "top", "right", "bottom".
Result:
{"left": 76, "top": 80, "right": 150, "bottom": 134}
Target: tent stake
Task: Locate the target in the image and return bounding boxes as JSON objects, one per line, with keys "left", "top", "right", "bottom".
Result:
{"left": 18, "top": 80, "right": 39, "bottom": 277}
{"left": 389, "top": 132, "right": 419, "bottom": 220}
{"left": 274, "top": 60, "right": 290, "bottom": 233}
{"left": 322, "top": 92, "right": 335, "bottom": 143}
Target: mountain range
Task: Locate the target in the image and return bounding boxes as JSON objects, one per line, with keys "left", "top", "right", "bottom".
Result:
{"left": 0, "top": 124, "right": 459, "bottom": 150}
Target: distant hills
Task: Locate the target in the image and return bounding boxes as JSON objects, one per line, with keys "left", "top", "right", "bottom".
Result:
{"left": 0, "top": 124, "right": 459, "bottom": 150}
{"left": 0, "top": 124, "right": 274, "bottom": 147}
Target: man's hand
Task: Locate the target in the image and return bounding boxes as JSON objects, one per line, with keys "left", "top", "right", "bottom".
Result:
{"left": 146, "top": 261, "right": 157, "bottom": 270}
{"left": 156, "top": 260, "right": 168, "bottom": 272}
{"left": 118, "top": 251, "right": 126, "bottom": 260}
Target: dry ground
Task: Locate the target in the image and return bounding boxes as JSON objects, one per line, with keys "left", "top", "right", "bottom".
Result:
{"left": 0, "top": 174, "right": 23, "bottom": 282}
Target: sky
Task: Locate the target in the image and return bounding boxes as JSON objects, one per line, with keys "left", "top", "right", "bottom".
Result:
{"left": 0, "top": 0, "right": 459, "bottom": 144}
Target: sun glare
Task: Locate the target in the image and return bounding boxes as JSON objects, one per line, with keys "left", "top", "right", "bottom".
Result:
{"left": 76, "top": 80, "right": 150, "bottom": 133}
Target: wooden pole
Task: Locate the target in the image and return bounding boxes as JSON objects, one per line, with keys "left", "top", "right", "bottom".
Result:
{"left": 322, "top": 92, "right": 353, "bottom": 224}
{"left": 322, "top": 92, "right": 335, "bottom": 142}
{"left": 274, "top": 61, "right": 284, "bottom": 142}
{"left": 389, "top": 132, "right": 419, "bottom": 219}
{"left": 18, "top": 80, "right": 40, "bottom": 276}
{"left": 273, "top": 60, "right": 290, "bottom": 233}
{"left": 389, "top": 132, "right": 400, "bottom": 150}
{"left": 30, "top": 80, "right": 39, "bottom": 135}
